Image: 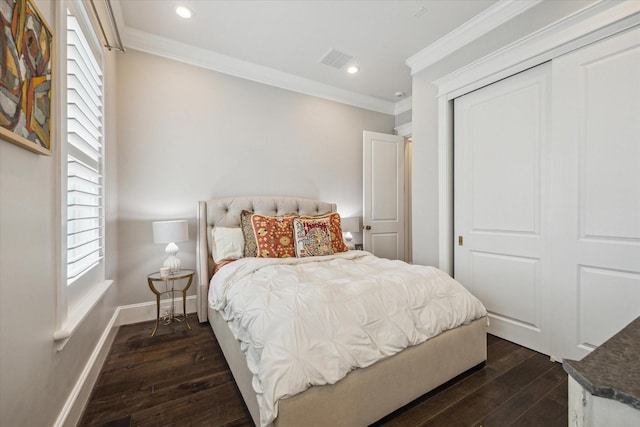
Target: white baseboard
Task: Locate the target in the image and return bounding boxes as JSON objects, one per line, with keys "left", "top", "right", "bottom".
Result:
{"left": 54, "top": 295, "right": 199, "bottom": 427}
{"left": 117, "top": 295, "right": 198, "bottom": 326}
{"left": 54, "top": 306, "right": 120, "bottom": 427}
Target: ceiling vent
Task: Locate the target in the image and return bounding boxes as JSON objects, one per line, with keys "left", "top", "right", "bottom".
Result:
{"left": 319, "top": 48, "right": 353, "bottom": 69}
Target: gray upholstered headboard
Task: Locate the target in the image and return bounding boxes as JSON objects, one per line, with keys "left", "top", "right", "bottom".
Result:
{"left": 196, "top": 196, "right": 337, "bottom": 322}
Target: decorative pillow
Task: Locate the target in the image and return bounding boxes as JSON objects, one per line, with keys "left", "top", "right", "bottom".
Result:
{"left": 293, "top": 217, "right": 333, "bottom": 257}
{"left": 240, "top": 210, "right": 258, "bottom": 257}
{"left": 211, "top": 227, "right": 244, "bottom": 263}
{"left": 300, "top": 212, "right": 349, "bottom": 253}
{"left": 251, "top": 214, "right": 297, "bottom": 258}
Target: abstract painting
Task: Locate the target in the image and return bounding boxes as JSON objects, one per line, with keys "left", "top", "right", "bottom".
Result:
{"left": 0, "top": 0, "right": 53, "bottom": 155}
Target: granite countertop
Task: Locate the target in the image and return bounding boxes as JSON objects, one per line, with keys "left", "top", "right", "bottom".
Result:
{"left": 563, "top": 316, "right": 640, "bottom": 410}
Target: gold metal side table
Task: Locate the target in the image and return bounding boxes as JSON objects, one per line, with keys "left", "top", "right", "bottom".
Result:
{"left": 147, "top": 269, "right": 194, "bottom": 336}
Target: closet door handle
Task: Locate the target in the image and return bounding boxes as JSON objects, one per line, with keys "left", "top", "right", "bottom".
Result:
{"left": 365, "top": 225, "right": 372, "bottom": 230}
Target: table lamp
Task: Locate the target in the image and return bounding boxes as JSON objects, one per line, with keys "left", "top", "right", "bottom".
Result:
{"left": 340, "top": 216, "right": 361, "bottom": 250}
{"left": 152, "top": 220, "right": 189, "bottom": 273}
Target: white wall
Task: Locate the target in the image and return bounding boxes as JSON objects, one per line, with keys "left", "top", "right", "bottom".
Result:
{"left": 115, "top": 50, "right": 394, "bottom": 307}
{"left": 410, "top": 79, "right": 440, "bottom": 265}
{"left": 0, "top": 1, "right": 119, "bottom": 425}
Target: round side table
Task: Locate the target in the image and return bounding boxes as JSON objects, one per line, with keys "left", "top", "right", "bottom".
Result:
{"left": 147, "top": 269, "right": 194, "bottom": 336}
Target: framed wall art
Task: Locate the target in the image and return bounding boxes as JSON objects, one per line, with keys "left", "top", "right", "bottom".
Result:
{"left": 0, "top": 0, "right": 54, "bottom": 155}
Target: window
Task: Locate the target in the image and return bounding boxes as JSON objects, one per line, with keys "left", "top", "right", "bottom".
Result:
{"left": 55, "top": 0, "right": 111, "bottom": 348}
{"left": 66, "top": 9, "right": 104, "bottom": 285}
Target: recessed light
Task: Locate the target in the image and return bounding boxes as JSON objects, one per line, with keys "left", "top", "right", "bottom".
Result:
{"left": 347, "top": 65, "right": 359, "bottom": 74}
{"left": 176, "top": 6, "right": 192, "bottom": 19}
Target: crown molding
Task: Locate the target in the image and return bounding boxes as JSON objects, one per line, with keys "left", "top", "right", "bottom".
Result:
{"left": 121, "top": 27, "right": 398, "bottom": 115}
{"left": 394, "top": 96, "right": 412, "bottom": 115}
{"left": 433, "top": 0, "right": 640, "bottom": 99}
{"left": 394, "top": 122, "right": 412, "bottom": 137}
{"left": 406, "top": 0, "right": 542, "bottom": 75}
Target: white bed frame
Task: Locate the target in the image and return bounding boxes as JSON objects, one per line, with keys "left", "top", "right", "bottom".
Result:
{"left": 196, "top": 196, "right": 487, "bottom": 426}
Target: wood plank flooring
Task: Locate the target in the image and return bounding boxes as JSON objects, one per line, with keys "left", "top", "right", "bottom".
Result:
{"left": 79, "top": 318, "right": 567, "bottom": 427}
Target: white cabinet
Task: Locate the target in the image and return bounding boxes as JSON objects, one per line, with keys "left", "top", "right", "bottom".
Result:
{"left": 569, "top": 377, "right": 640, "bottom": 427}
{"left": 565, "top": 316, "right": 640, "bottom": 426}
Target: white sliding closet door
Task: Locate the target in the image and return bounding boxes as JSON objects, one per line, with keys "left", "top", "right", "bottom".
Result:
{"left": 550, "top": 27, "right": 640, "bottom": 361}
{"left": 455, "top": 26, "right": 640, "bottom": 361}
{"left": 454, "top": 63, "right": 552, "bottom": 355}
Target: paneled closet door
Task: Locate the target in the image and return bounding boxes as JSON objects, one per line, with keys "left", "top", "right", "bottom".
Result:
{"left": 454, "top": 63, "right": 552, "bottom": 355}
{"left": 550, "top": 26, "right": 640, "bottom": 362}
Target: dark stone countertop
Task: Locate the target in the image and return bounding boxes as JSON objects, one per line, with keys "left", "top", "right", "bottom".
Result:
{"left": 563, "top": 316, "right": 640, "bottom": 411}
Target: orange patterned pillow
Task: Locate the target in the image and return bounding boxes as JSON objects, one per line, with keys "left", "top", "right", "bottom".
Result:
{"left": 251, "top": 214, "right": 297, "bottom": 258}
{"left": 300, "top": 212, "right": 349, "bottom": 254}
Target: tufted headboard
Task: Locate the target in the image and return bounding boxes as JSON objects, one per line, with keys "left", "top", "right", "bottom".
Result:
{"left": 196, "top": 196, "right": 337, "bottom": 322}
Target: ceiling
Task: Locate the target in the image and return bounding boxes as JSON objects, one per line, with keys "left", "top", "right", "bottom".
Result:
{"left": 111, "top": 0, "right": 499, "bottom": 111}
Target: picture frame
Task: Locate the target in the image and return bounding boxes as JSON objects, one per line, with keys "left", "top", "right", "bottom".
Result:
{"left": 0, "top": 0, "right": 54, "bottom": 155}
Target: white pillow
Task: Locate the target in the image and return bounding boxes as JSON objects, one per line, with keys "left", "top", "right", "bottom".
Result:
{"left": 211, "top": 227, "right": 244, "bottom": 263}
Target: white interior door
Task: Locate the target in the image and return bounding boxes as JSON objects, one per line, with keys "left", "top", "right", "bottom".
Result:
{"left": 363, "top": 131, "right": 405, "bottom": 260}
{"left": 549, "top": 27, "right": 640, "bottom": 361}
{"left": 454, "top": 63, "right": 552, "bottom": 355}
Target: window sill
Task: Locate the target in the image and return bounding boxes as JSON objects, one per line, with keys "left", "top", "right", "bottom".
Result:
{"left": 54, "top": 280, "right": 113, "bottom": 351}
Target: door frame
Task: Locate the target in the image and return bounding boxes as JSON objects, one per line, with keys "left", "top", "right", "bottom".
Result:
{"left": 432, "top": 3, "right": 639, "bottom": 274}
{"left": 395, "top": 122, "right": 413, "bottom": 263}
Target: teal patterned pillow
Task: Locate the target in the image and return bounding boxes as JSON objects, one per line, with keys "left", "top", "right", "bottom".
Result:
{"left": 293, "top": 217, "right": 333, "bottom": 257}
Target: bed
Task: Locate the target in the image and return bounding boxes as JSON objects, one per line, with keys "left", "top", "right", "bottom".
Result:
{"left": 196, "top": 196, "right": 487, "bottom": 427}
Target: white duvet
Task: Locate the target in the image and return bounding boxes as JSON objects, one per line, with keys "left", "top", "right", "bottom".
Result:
{"left": 209, "top": 251, "right": 486, "bottom": 426}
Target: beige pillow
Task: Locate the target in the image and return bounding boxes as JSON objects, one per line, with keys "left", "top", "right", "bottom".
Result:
{"left": 211, "top": 227, "right": 244, "bottom": 263}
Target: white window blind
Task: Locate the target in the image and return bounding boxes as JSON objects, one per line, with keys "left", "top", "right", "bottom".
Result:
{"left": 66, "top": 10, "right": 104, "bottom": 285}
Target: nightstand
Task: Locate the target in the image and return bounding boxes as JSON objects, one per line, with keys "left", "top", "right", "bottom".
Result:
{"left": 147, "top": 269, "right": 194, "bottom": 336}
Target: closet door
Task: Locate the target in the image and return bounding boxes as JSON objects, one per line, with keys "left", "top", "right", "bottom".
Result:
{"left": 550, "top": 27, "right": 640, "bottom": 361}
{"left": 454, "top": 63, "right": 552, "bottom": 354}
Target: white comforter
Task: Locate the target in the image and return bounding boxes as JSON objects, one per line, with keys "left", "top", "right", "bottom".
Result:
{"left": 209, "top": 251, "right": 486, "bottom": 426}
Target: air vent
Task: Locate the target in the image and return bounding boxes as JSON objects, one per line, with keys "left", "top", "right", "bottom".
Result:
{"left": 319, "top": 48, "right": 353, "bottom": 69}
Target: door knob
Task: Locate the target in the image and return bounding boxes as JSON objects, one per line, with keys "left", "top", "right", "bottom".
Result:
{"left": 365, "top": 225, "right": 372, "bottom": 230}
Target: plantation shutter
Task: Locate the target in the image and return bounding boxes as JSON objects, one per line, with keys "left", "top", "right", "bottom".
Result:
{"left": 66, "top": 10, "right": 104, "bottom": 284}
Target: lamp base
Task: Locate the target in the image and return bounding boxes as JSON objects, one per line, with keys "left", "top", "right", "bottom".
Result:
{"left": 164, "top": 242, "right": 181, "bottom": 273}
{"left": 163, "top": 256, "right": 181, "bottom": 273}
{"left": 344, "top": 232, "right": 355, "bottom": 251}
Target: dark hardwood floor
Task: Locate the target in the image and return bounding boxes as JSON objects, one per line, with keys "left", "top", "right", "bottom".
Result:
{"left": 79, "top": 317, "right": 567, "bottom": 427}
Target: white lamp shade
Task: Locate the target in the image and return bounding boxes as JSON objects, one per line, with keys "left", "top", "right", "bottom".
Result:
{"left": 153, "top": 220, "right": 189, "bottom": 244}
{"left": 340, "top": 216, "right": 361, "bottom": 233}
